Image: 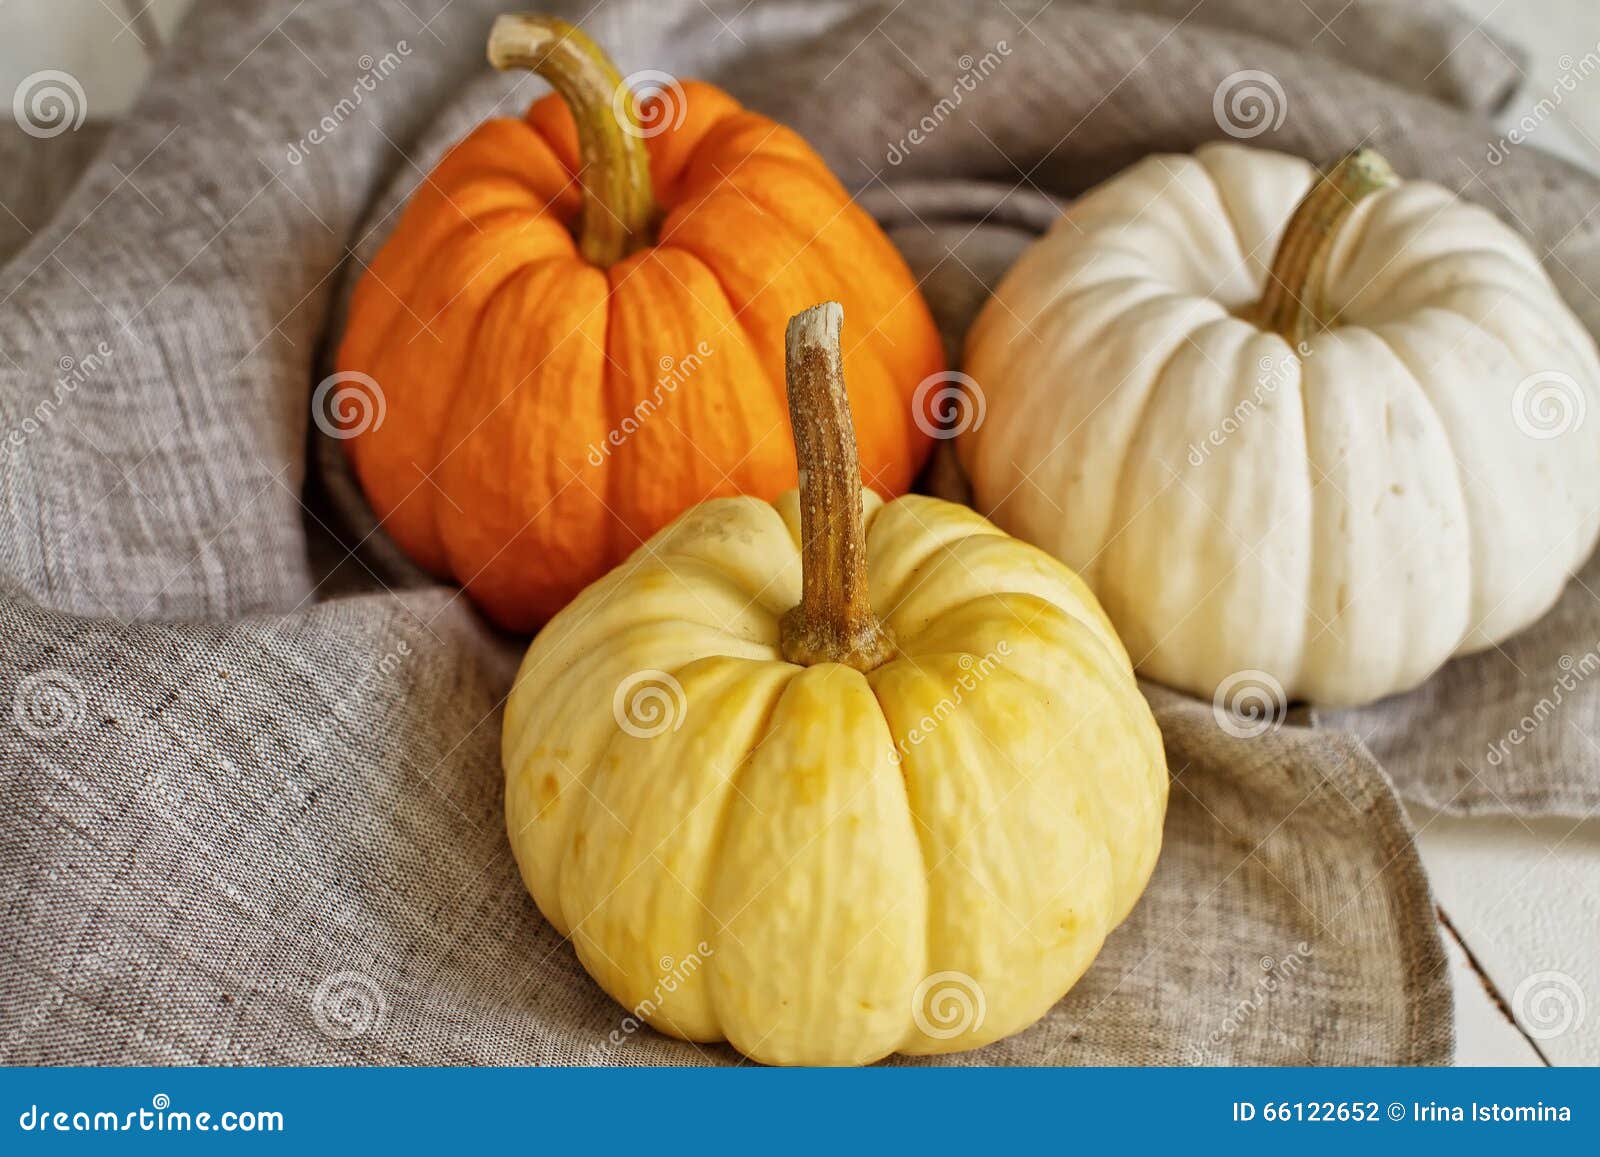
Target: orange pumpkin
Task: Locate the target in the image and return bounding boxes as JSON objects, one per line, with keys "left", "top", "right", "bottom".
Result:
{"left": 335, "top": 13, "right": 943, "bottom": 630}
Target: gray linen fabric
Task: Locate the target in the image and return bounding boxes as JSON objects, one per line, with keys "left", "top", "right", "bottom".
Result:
{"left": 5, "top": 0, "right": 1567, "bottom": 1065}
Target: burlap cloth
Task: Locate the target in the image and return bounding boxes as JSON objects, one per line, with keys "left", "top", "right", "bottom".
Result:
{"left": 9, "top": 0, "right": 1595, "bottom": 1065}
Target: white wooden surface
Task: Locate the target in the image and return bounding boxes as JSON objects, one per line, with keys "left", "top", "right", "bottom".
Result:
{"left": 3, "top": 0, "right": 1598, "bottom": 1066}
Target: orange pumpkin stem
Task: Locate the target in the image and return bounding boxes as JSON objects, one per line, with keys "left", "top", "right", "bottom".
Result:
{"left": 779, "top": 303, "right": 896, "bottom": 672}
{"left": 488, "top": 13, "right": 659, "bottom": 266}
{"left": 1249, "top": 148, "right": 1398, "bottom": 346}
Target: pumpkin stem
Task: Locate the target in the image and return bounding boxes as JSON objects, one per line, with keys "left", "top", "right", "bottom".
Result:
{"left": 779, "top": 303, "right": 896, "bottom": 672}
{"left": 1248, "top": 149, "right": 1399, "bottom": 345}
{"left": 488, "top": 13, "right": 659, "bottom": 266}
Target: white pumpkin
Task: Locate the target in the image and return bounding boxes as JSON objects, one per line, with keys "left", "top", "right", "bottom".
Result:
{"left": 959, "top": 142, "right": 1600, "bottom": 707}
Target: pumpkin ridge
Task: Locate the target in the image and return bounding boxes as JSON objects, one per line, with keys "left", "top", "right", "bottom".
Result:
{"left": 637, "top": 82, "right": 750, "bottom": 204}
{"left": 1431, "top": 293, "right": 1600, "bottom": 424}
{"left": 693, "top": 659, "right": 802, "bottom": 1048}
{"left": 1361, "top": 318, "right": 1489, "bottom": 654}
{"left": 636, "top": 495, "right": 802, "bottom": 614}
{"left": 1294, "top": 328, "right": 1478, "bottom": 702}
{"left": 651, "top": 242, "right": 780, "bottom": 409}
{"left": 353, "top": 224, "right": 572, "bottom": 574}
{"left": 608, "top": 556, "right": 784, "bottom": 645}
{"left": 967, "top": 279, "right": 1229, "bottom": 521}
{"left": 363, "top": 114, "right": 583, "bottom": 296}
{"left": 597, "top": 274, "right": 632, "bottom": 568}
{"left": 1087, "top": 314, "right": 1212, "bottom": 594}
{"left": 664, "top": 173, "right": 931, "bottom": 482}
{"left": 594, "top": 256, "right": 689, "bottom": 566}
{"left": 544, "top": 649, "right": 721, "bottom": 930}
{"left": 872, "top": 657, "right": 1115, "bottom": 1054}
{"left": 1192, "top": 147, "right": 1264, "bottom": 286}
{"left": 505, "top": 614, "right": 771, "bottom": 805}
{"left": 861, "top": 671, "right": 933, "bottom": 1054}
{"left": 665, "top": 115, "right": 837, "bottom": 211}
{"left": 429, "top": 133, "right": 583, "bottom": 222}
{"left": 1350, "top": 245, "right": 1555, "bottom": 307}
{"left": 1354, "top": 254, "right": 1597, "bottom": 365}
{"left": 507, "top": 536, "right": 772, "bottom": 698}
{"left": 346, "top": 210, "right": 553, "bottom": 403}
{"left": 656, "top": 223, "right": 810, "bottom": 425}
{"left": 1344, "top": 183, "right": 1546, "bottom": 283}
{"left": 558, "top": 654, "right": 795, "bottom": 1040}
{"left": 865, "top": 499, "right": 1008, "bottom": 623}
{"left": 427, "top": 253, "right": 600, "bottom": 595}
{"left": 600, "top": 249, "right": 793, "bottom": 553}
{"left": 886, "top": 594, "right": 1167, "bottom": 912}
{"left": 346, "top": 119, "right": 576, "bottom": 332}
{"left": 666, "top": 147, "right": 852, "bottom": 224}
{"left": 647, "top": 550, "right": 794, "bottom": 622}
{"left": 365, "top": 211, "right": 573, "bottom": 366}
{"left": 891, "top": 590, "right": 1128, "bottom": 687}
{"left": 866, "top": 661, "right": 983, "bottom": 1056}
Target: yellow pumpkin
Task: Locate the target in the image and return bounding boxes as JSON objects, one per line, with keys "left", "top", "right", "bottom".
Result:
{"left": 502, "top": 303, "right": 1168, "bottom": 1065}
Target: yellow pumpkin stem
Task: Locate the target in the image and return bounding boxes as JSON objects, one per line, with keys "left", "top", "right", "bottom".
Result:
{"left": 779, "top": 303, "right": 896, "bottom": 672}
{"left": 487, "top": 13, "right": 659, "bottom": 266}
{"left": 1249, "top": 148, "right": 1399, "bottom": 345}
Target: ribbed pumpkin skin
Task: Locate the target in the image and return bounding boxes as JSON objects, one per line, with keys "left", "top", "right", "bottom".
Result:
{"left": 337, "top": 83, "right": 943, "bottom": 630}
{"left": 958, "top": 143, "right": 1600, "bottom": 707}
{"left": 502, "top": 491, "right": 1168, "bottom": 1066}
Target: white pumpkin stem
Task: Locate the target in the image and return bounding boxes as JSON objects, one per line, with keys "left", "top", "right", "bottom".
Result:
{"left": 488, "top": 13, "right": 658, "bottom": 266}
{"left": 1250, "top": 149, "right": 1399, "bottom": 345}
{"left": 779, "top": 303, "right": 896, "bottom": 672}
